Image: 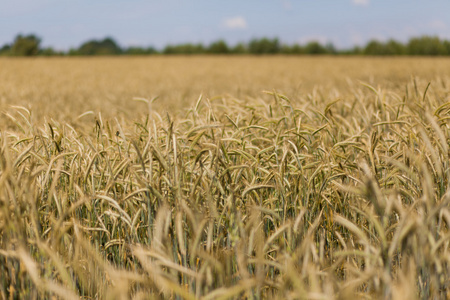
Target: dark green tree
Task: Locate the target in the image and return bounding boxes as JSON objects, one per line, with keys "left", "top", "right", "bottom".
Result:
{"left": 207, "top": 40, "right": 229, "bottom": 54}
{"left": 231, "top": 43, "right": 247, "bottom": 54}
{"left": 385, "top": 39, "right": 406, "bottom": 55}
{"left": 11, "top": 34, "right": 41, "bottom": 56}
{"left": 124, "top": 46, "right": 158, "bottom": 55}
{"left": 304, "top": 41, "right": 328, "bottom": 54}
{"left": 0, "top": 44, "right": 11, "bottom": 55}
{"left": 364, "top": 39, "right": 405, "bottom": 55}
{"left": 444, "top": 40, "right": 450, "bottom": 55}
{"left": 162, "top": 45, "right": 176, "bottom": 54}
{"left": 351, "top": 46, "right": 363, "bottom": 55}
{"left": 280, "top": 44, "right": 293, "bottom": 54}
{"left": 39, "top": 47, "right": 63, "bottom": 56}
{"left": 407, "top": 36, "right": 448, "bottom": 55}
{"left": 279, "top": 44, "right": 305, "bottom": 54}
{"left": 325, "top": 42, "right": 337, "bottom": 54}
{"left": 248, "top": 38, "right": 280, "bottom": 54}
{"left": 364, "top": 40, "right": 386, "bottom": 55}
{"left": 290, "top": 44, "right": 305, "bottom": 54}
{"left": 163, "top": 43, "right": 204, "bottom": 54}
{"left": 78, "top": 37, "right": 122, "bottom": 55}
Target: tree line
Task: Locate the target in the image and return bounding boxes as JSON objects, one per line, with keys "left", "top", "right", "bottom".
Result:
{"left": 2, "top": 34, "right": 450, "bottom": 56}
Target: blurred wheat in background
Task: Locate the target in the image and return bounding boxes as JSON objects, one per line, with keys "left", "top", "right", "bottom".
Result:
{"left": 1, "top": 56, "right": 450, "bottom": 299}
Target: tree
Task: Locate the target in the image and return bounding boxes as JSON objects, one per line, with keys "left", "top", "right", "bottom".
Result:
{"left": 78, "top": 37, "right": 122, "bottom": 55}
{"left": 207, "top": 40, "right": 229, "bottom": 54}
{"left": 163, "top": 43, "right": 204, "bottom": 54}
{"left": 39, "top": 47, "right": 60, "bottom": 56}
{"left": 325, "top": 42, "right": 337, "bottom": 54}
{"left": 11, "top": 34, "right": 41, "bottom": 56}
{"left": 279, "top": 44, "right": 304, "bottom": 54}
{"left": 364, "top": 39, "right": 405, "bottom": 55}
{"left": 384, "top": 39, "right": 406, "bottom": 55}
{"left": 0, "top": 44, "right": 11, "bottom": 55}
{"left": 68, "top": 48, "right": 79, "bottom": 56}
{"left": 444, "top": 40, "right": 450, "bottom": 55}
{"left": 407, "top": 36, "right": 448, "bottom": 55}
{"left": 364, "top": 40, "right": 386, "bottom": 55}
{"left": 124, "top": 46, "right": 158, "bottom": 55}
{"left": 231, "top": 43, "right": 247, "bottom": 54}
{"left": 351, "top": 46, "right": 363, "bottom": 55}
{"left": 248, "top": 38, "right": 280, "bottom": 54}
{"left": 291, "top": 44, "right": 305, "bottom": 54}
{"left": 304, "top": 41, "right": 328, "bottom": 54}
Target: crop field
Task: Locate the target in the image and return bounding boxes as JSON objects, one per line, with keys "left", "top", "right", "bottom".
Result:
{"left": 1, "top": 56, "right": 450, "bottom": 299}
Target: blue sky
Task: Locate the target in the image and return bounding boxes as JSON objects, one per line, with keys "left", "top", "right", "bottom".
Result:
{"left": 1, "top": 0, "right": 450, "bottom": 50}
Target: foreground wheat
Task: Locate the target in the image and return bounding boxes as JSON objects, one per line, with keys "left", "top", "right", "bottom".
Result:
{"left": 1, "top": 80, "right": 450, "bottom": 299}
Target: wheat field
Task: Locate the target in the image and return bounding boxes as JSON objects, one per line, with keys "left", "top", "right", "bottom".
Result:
{"left": 1, "top": 56, "right": 450, "bottom": 299}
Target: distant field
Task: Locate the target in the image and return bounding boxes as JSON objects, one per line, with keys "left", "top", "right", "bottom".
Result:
{"left": 1, "top": 56, "right": 450, "bottom": 121}
{"left": 1, "top": 56, "right": 450, "bottom": 299}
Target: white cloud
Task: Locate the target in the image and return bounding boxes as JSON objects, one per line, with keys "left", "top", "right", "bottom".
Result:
{"left": 352, "top": 0, "right": 369, "bottom": 6}
{"left": 222, "top": 16, "right": 248, "bottom": 30}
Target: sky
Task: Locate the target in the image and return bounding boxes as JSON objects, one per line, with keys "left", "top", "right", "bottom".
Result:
{"left": 1, "top": 0, "right": 450, "bottom": 50}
